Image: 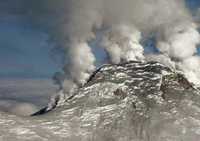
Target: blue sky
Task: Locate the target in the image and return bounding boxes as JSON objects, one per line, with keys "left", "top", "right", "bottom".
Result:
{"left": 0, "top": 21, "right": 59, "bottom": 78}
{"left": 0, "top": 0, "right": 200, "bottom": 78}
{"left": 186, "top": 0, "right": 200, "bottom": 10}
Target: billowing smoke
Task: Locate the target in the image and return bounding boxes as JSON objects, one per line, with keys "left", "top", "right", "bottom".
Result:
{"left": 101, "top": 24, "right": 144, "bottom": 64}
{"left": 156, "top": 22, "right": 200, "bottom": 85}
{"left": 157, "top": 23, "right": 200, "bottom": 60}
{"left": 31, "top": 0, "right": 199, "bottom": 100}
{"left": 3, "top": 0, "right": 199, "bottom": 104}
{"left": 178, "top": 56, "right": 200, "bottom": 86}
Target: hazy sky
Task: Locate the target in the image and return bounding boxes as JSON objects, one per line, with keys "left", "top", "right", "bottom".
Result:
{"left": 0, "top": 0, "right": 200, "bottom": 78}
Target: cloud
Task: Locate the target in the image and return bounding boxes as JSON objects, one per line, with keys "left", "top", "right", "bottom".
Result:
{"left": 0, "top": 99, "right": 39, "bottom": 116}
{"left": 1, "top": 0, "right": 200, "bottom": 111}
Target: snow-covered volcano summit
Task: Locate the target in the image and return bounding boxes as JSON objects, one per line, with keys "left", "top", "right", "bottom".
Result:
{"left": 33, "top": 61, "right": 172, "bottom": 115}
{"left": 1, "top": 61, "right": 200, "bottom": 141}
{"left": 34, "top": 61, "right": 198, "bottom": 114}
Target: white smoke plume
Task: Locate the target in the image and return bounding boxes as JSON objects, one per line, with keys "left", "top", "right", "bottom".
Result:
{"left": 177, "top": 56, "right": 200, "bottom": 86}
{"left": 156, "top": 22, "right": 200, "bottom": 86}
{"left": 66, "top": 42, "right": 96, "bottom": 85}
{"left": 157, "top": 23, "right": 200, "bottom": 60}
{"left": 3, "top": 0, "right": 200, "bottom": 101}
{"left": 34, "top": 0, "right": 199, "bottom": 95}
{"left": 101, "top": 24, "right": 144, "bottom": 64}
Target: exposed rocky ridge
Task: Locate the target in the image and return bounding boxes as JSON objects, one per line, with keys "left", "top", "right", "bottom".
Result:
{"left": 32, "top": 61, "right": 171, "bottom": 115}
{"left": 33, "top": 61, "right": 198, "bottom": 116}
{"left": 1, "top": 61, "right": 200, "bottom": 141}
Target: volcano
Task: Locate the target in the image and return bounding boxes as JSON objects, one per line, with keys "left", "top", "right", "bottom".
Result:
{"left": 1, "top": 61, "right": 200, "bottom": 141}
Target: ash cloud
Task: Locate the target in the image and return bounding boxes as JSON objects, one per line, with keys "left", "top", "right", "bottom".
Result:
{"left": 1, "top": 0, "right": 200, "bottom": 102}
{"left": 34, "top": 0, "right": 199, "bottom": 89}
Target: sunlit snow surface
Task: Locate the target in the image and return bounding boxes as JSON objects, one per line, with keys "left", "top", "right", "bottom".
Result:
{"left": 1, "top": 61, "right": 200, "bottom": 141}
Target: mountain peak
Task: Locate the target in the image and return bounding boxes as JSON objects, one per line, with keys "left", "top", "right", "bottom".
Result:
{"left": 2, "top": 61, "right": 198, "bottom": 140}
{"left": 33, "top": 61, "right": 198, "bottom": 115}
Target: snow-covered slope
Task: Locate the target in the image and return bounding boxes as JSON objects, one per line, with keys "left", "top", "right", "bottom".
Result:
{"left": 1, "top": 61, "right": 200, "bottom": 141}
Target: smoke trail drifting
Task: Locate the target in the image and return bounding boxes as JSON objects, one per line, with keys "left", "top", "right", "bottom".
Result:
{"left": 178, "top": 56, "right": 200, "bottom": 86}
{"left": 101, "top": 25, "right": 144, "bottom": 64}
{"left": 3, "top": 0, "right": 200, "bottom": 104}
{"left": 156, "top": 22, "right": 200, "bottom": 85}
{"left": 32, "top": 0, "right": 199, "bottom": 99}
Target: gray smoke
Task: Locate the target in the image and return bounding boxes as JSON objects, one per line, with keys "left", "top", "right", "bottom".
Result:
{"left": 156, "top": 22, "right": 200, "bottom": 85}
{"left": 101, "top": 24, "right": 145, "bottom": 64}
{"left": 2, "top": 0, "right": 200, "bottom": 96}
{"left": 32, "top": 0, "right": 200, "bottom": 95}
